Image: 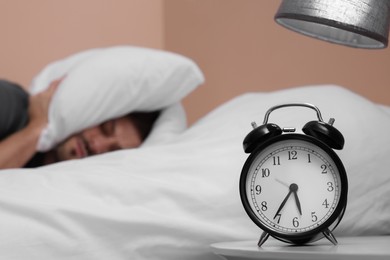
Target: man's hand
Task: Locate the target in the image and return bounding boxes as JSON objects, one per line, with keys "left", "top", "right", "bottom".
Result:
{"left": 28, "top": 77, "right": 63, "bottom": 130}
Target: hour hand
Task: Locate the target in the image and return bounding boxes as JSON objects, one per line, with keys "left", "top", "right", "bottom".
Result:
{"left": 293, "top": 190, "right": 302, "bottom": 215}
{"left": 290, "top": 183, "right": 302, "bottom": 215}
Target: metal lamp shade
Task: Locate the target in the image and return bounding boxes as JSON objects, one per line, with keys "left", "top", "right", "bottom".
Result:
{"left": 275, "top": 0, "right": 390, "bottom": 49}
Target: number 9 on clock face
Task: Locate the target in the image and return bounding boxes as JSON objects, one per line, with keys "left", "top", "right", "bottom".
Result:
{"left": 240, "top": 134, "right": 348, "bottom": 243}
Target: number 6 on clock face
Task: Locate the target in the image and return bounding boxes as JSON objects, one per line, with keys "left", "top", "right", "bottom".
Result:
{"left": 240, "top": 134, "right": 348, "bottom": 245}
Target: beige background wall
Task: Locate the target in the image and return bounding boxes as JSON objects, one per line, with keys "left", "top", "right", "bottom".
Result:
{"left": 1, "top": 0, "right": 389, "bottom": 125}
{"left": 0, "top": 0, "right": 164, "bottom": 87}
{"left": 165, "top": 0, "right": 390, "bottom": 124}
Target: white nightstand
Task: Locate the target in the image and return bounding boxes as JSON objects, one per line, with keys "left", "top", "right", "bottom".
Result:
{"left": 211, "top": 236, "right": 390, "bottom": 260}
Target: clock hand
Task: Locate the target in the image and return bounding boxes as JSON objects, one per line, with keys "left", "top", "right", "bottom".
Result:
{"left": 290, "top": 183, "right": 302, "bottom": 215}
{"left": 275, "top": 178, "right": 289, "bottom": 188}
{"left": 273, "top": 183, "right": 301, "bottom": 219}
{"left": 293, "top": 190, "right": 302, "bottom": 215}
{"left": 273, "top": 189, "right": 292, "bottom": 219}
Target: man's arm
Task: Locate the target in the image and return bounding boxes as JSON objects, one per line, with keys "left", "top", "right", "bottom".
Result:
{"left": 0, "top": 79, "right": 61, "bottom": 169}
{"left": 0, "top": 121, "right": 45, "bottom": 169}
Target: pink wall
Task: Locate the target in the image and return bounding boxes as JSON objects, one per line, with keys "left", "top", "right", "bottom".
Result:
{"left": 165, "top": 0, "right": 390, "bottom": 124}
{"left": 0, "top": 0, "right": 164, "bottom": 88}
{"left": 1, "top": 0, "right": 389, "bottom": 125}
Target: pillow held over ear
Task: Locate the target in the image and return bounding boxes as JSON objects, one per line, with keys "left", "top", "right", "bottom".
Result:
{"left": 30, "top": 46, "right": 205, "bottom": 152}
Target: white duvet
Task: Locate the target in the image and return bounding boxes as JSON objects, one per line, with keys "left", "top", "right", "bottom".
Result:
{"left": 0, "top": 85, "right": 390, "bottom": 260}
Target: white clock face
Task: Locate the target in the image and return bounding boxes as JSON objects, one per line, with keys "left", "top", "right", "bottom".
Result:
{"left": 244, "top": 137, "right": 342, "bottom": 235}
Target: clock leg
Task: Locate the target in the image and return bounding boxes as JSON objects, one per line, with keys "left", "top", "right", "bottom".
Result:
{"left": 323, "top": 228, "right": 338, "bottom": 245}
{"left": 257, "top": 231, "right": 270, "bottom": 247}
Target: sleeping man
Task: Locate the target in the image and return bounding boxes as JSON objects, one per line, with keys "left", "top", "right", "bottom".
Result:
{"left": 0, "top": 79, "right": 159, "bottom": 169}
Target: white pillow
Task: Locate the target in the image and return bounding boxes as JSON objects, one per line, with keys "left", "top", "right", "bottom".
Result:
{"left": 141, "top": 102, "right": 187, "bottom": 147}
{"left": 29, "top": 46, "right": 204, "bottom": 152}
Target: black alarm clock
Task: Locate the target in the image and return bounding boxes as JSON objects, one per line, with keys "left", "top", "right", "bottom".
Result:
{"left": 239, "top": 103, "right": 348, "bottom": 247}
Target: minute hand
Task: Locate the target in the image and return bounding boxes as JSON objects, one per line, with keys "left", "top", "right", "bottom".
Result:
{"left": 273, "top": 190, "right": 292, "bottom": 219}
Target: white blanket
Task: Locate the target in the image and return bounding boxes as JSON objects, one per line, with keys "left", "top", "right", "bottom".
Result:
{"left": 0, "top": 85, "right": 389, "bottom": 260}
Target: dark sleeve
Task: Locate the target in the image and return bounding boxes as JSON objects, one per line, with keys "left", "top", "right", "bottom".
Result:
{"left": 0, "top": 79, "right": 29, "bottom": 140}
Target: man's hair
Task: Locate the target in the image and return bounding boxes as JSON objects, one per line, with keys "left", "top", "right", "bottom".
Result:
{"left": 129, "top": 111, "right": 161, "bottom": 141}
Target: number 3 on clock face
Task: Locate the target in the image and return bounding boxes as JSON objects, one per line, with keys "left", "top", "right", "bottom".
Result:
{"left": 240, "top": 134, "right": 348, "bottom": 244}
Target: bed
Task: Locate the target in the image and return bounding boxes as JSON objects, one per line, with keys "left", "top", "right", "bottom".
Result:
{"left": 0, "top": 46, "right": 389, "bottom": 260}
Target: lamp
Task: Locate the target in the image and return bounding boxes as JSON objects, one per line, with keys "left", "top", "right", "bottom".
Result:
{"left": 275, "top": 0, "right": 390, "bottom": 49}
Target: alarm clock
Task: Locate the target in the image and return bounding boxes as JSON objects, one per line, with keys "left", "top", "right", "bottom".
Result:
{"left": 239, "top": 103, "right": 348, "bottom": 247}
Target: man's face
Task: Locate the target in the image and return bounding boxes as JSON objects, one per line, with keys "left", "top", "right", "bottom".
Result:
{"left": 54, "top": 116, "right": 142, "bottom": 161}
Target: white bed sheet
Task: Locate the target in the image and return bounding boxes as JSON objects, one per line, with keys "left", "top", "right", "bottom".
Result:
{"left": 0, "top": 85, "right": 389, "bottom": 260}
